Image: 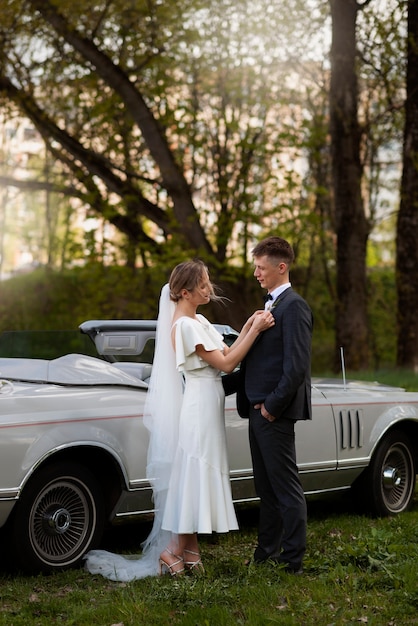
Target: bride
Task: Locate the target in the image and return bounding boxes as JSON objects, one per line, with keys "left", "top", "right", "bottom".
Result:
{"left": 84, "top": 260, "right": 274, "bottom": 580}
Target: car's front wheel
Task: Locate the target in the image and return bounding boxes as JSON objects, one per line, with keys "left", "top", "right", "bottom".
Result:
{"left": 10, "top": 462, "right": 105, "bottom": 573}
{"left": 357, "top": 430, "right": 416, "bottom": 516}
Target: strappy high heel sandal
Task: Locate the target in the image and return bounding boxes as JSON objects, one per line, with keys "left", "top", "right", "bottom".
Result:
{"left": 183, "top": 549, "right": 204, "bottom": 573}
{"left": 159, "top": 549, "right": 185, "bottom": 577}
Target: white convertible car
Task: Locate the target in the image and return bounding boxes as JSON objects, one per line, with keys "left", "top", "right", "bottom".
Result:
{"left": 0, "top": 320, "right": 417, "bottom": 573}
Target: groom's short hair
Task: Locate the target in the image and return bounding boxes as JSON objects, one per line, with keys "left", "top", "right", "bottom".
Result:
{"left": 252, "top": 236, "right": 295, "bottom": 265}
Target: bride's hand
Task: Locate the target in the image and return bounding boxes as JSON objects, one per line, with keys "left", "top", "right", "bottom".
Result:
{"left": 252, "top": 310, "right": 275, "bottom": 331}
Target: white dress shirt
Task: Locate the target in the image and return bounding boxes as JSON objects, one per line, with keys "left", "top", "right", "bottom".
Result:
{"left": 264, "top": 283, "right": 291, "bottom": 310}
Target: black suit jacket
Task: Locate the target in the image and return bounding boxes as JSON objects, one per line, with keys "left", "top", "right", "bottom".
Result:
{"left": 223, "top": 287, "right": 313, "bottom": 421}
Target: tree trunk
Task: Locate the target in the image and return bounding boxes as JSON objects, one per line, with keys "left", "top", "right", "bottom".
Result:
{"left": 329, "top": 0, "right": 371, "bottom": 371}
{"left": 396, "top": 0, "right": 418, "bottom": 371}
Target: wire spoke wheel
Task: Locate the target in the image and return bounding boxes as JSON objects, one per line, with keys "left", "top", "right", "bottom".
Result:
{"left": 365, "top": 430, "right": 416, "bottom": 516}
{"left": 29, "top": 479, "right": 95, "bottom": 563}
{"left": 380, "top": 441, "right": 415, "bottom": 513}
{"left": 12, "top": 462, "right": 104, "bottom": 573}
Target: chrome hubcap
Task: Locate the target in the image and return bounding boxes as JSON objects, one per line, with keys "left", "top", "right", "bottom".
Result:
{"left": 47, "top": 507, "right": 71, "bottom": 533}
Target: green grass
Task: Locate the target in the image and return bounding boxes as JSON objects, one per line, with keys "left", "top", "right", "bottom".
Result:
{"left": 314, "top": 369, "right": 418, "bottom": 392}
{"left": 1, "top": 496, "right": 418, "bottom": 625}
{"left": 347, "top": 369, "right": 418, "bottom": 392}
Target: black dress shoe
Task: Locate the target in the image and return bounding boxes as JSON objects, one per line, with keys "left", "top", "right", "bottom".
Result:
{"left": 283, "top": 564, "right": 303, "bottom": 575}
{"left": 244, "top": 556, "right": 272, "bottom": 566}
{"left": 252, "top": 550, "right": 282, "bottom": 564}
{"left": 247, "top": 556, "right": 303, "bottom": 574}
{"left": 265, "top": 558, "right": 304, "bottom": 574}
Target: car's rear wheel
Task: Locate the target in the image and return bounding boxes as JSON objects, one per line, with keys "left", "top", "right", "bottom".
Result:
{"left": 358, "top": 430, "right": 416, "bottom": 516}
{"left": 11, "top": 462, "right": 105, "bottom": 573}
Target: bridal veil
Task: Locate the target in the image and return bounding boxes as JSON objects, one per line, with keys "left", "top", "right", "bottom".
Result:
{"left": 84, "top": 284, "right": 183, "bottom": 580}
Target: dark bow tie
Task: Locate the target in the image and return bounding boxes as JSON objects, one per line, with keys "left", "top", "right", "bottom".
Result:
{"left": 263, "top": 293, "right": 273, "bottom": 303}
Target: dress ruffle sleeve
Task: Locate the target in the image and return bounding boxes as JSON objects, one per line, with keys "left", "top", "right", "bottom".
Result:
{"left": 174, "top": 315, "right": 224, "bottom": 372}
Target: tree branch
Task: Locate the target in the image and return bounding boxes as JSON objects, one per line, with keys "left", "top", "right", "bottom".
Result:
{"left": 27, "top": 0, "right": 212, "bottom": 254}
{"left": 0, "top": 74, "right": 172, "bottom": 235}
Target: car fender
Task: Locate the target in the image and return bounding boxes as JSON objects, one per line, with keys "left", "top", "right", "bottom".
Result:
{"left": 18, "top": 423, "right": 132, "bottom": 494}
{"left": 368, "top": 404, "right": 418, "bottom": 456}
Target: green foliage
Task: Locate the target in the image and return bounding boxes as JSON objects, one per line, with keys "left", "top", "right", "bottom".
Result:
{"left": 0, "top": 264, "right": 399, "bottom": 374}
{"left": 0, "top": 264, "right": 162, "bottom": 330}
{"left": 367, "top": 269, "right": 397, "bottom": 370}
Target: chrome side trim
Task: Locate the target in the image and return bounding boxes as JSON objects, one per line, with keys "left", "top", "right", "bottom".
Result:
{"left": 0, "top": 489, "right": 19, "bottom": 500}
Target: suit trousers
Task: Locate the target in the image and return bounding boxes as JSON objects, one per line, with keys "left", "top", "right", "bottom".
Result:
{"left": 249, "top": 405, "right": 307, "bottom": 567}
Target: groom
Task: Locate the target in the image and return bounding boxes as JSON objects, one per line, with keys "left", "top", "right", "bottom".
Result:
{"left": 224, "top": 236, "right": 313, "bottom": 573}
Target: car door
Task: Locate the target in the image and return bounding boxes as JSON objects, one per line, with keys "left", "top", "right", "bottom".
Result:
{"left": 224, "top": 385, "right": 339, "bottom": 501}
{"left": 295, "top": 385, "right": 338, "bottom": 494}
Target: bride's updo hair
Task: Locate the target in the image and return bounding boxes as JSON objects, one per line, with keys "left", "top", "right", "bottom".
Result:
{"left": 169, "top": 259, "right": 219, "bottom": 303}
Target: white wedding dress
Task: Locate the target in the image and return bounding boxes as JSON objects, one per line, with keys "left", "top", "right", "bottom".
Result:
{"left": 162, "top": 315, "right": 238, "bottom": 534}
{"left": 84, "top": 287, "right": 237, "bottom": 581}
